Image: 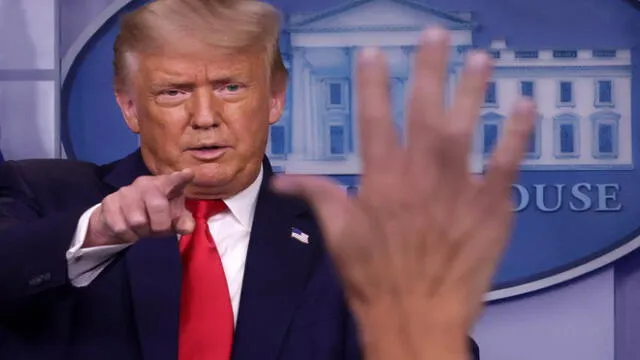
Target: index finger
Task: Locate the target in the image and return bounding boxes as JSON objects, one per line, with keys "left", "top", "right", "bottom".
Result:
{"left": 158, "top": 168, "right": 195, "bottom": 199}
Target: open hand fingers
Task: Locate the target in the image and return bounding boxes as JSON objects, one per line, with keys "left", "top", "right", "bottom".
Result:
{"left": 446, "top": 51, "right": 494, "bottom": 170}
{"left": 405, "top": 27, "right": 450, "bottom": 159}
{"left": 484, "top": 99, "right": 536, "bottom": 194}
{"left": 356, "top": 48, "right": 401, "bottom": 174}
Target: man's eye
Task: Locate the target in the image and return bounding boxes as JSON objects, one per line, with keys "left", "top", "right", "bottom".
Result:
{"left": 162, "top": 89, "right": 182, "bottom": 96}
{"left": 225, "top": 84, "right": 241, "bottom": 92}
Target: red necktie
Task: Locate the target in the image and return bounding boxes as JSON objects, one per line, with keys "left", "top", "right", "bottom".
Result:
{"left": 179, "top": 199, "right": 234, "bottom": 360}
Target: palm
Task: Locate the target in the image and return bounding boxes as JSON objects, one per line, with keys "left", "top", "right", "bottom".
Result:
{"left": 273, "top": 27, "right": 534, "bottom": 329}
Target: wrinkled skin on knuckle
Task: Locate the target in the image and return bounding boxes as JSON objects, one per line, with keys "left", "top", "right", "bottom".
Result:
{"left": 107, "top": 215, "right": 129, "bottom": 238}
{"left": 127, "top": 210, "right": 147, "bottom": 229}
{"left": 132, "top": 175, "right": 153, "bottom": 188}
{"left": 101, "top": 191, "right": 118, "bottom": 207}
{"left": 146, "top": 197, "right": 168, "bottom": 214}
{"left": 100, "top": 195, "right": 119, "bottom": 227}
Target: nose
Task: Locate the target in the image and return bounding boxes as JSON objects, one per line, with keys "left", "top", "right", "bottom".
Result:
{"left": 188, "top": 87, "right": 220, "bottom": 129}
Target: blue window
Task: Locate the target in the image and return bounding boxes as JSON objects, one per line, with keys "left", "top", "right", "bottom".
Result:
{"left": 559, "top": 81, "right": 573, "bottom": 105}
{"left": 489, "top": 50, "right": 501, "bottom": 59}
{"left": 323, "top": 78, "right": 350, "bottom": 155}
{"left": 329, "top": 125, "right": 345, "bottom": 155}
{"left": 553, "top": 50, "right": 577, "bottom": 58}
{"left": 596, "top": 80, "right": 613, "bottom": 106}
{"left": 515, "top": 50, "right": 539, "bottom": 59}
{"left": 481, "top": 112, "right": 504, "bottom": 155}
{"left": 554, "top": 113, "right": 580, "bottom": 158}
{"left": 484, "top": 82, "right": 497, "bottom": 106}
{"left": 526, "top": 116, "right": 542, "bottom": 159}
{"left": 521, "top": 81, "right": 534, "bottom": 98}
{"left": 593, "top": 50, "right": 616, "bottom": 58}
{"left": 270, "top": 126, "right": 286, "bottom": 155}
{"left": 560, "top": 124, "right": 575, "bottom": 153}
{"left": 598, "top": 124, "right": 614, "bottom": 153}
{"left": 591, "top": 111, "right": 620, "bottom": 158}
{"left": 325, "top": 79, "right": 348, "bottom": 110}
{"left": 329, "top": 83, "right": 342, "bottom": 105}
{"left": 484, "top": 124, "right": 499, "bottom": 154}
{"left": 528, "top": 133, "right": 536, "bottom": 153}
{"left": 528, "top": 131, "right": 537, "bottom": 153}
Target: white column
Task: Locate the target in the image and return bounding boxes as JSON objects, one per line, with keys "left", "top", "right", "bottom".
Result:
{"left": 309, "top": 74, "right": 322, "bottom": 160}
{"left": 349, "top": 46, "right": 359, "bottom": 162}
{"left": 290, "top": 47, "right": 308, "bottom": 161}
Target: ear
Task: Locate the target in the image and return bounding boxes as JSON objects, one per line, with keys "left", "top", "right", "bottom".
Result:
{"left": 267, "top": 71, "right": 287, "bottom": 125}
{"left": 268, "top": 85, "right": 286, "bottom": 125}
{"left": 115, "top": 90, "right": 140, "bottom": 133}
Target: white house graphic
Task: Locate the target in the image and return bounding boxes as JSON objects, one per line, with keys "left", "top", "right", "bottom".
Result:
{"left": 266, "top": 0, "right": 633, "bottom": 174}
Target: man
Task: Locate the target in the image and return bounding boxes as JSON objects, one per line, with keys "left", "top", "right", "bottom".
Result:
{"left": 0, "top": 0, "right": 533, "bottom": 359}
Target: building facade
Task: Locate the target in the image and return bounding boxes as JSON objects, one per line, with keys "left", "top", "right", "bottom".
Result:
{"left": 266, "top": 0, "right": 632, "bottom": 174}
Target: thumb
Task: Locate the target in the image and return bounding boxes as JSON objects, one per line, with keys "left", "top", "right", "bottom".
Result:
{"left": 271, "top": 175, "right": 350, "bottom": 236}
{"left": 174, "top": 211, "right": 195, "bottom": 235}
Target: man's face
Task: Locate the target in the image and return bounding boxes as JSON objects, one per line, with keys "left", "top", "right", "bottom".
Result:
{"left": 116, "top": 46, "right": 285, "bottom": 198}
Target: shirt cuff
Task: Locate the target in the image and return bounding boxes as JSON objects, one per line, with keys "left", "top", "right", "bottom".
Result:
{"left": 66, "top": 204, "right": 131, "bottom": 287}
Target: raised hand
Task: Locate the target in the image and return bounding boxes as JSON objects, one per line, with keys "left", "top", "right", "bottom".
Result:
{"left": 85, "top": 169, "right": 196, "bottom": 247}
{"left": 273, "top": 27, "right": 535, "bottom": 359}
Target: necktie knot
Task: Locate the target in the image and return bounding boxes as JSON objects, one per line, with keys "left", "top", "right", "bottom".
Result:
{"left": 185, "top": 199, "right": 227, "bottom": 220}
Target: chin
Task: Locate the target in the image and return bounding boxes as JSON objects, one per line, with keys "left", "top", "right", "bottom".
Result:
{"left": 191, "top": 163, "right": 231, "bottom": 187}
{"left": 184, "top": 168, "right": 233, "bottom": 199}
{"left": 185, "top": 158, "right": 260, "bottom": 197}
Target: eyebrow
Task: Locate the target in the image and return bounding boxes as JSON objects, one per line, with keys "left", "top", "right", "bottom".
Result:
{"left": 150, "top": 75, "right": 246, "bottom": 91}
{"left": 150, "top": 81, "right": 193, "bottom": 91}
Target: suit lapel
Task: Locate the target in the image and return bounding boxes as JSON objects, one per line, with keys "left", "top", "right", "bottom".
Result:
{"left": 104, "top": 153, "right": 318, "bottom": 360}
{"left": 232, "top": 166, "right": 320, "bottom": 360}
{"left": 104, "top": 150, "right": 182, "bottom": 360}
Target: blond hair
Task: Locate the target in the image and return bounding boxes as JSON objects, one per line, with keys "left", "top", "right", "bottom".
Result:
{"left": 113, "top": 0, "right": 288, "bottom": 91}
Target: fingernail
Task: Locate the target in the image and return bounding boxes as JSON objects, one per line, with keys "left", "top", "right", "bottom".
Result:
{"left": 420, "top": 26, "right": 448, "bottom": 45}
{"left": 359, "top": 47, "right": 380, "bottom": 62}
{"left": 466, "top": 51, "right": 491, "bottom": 70}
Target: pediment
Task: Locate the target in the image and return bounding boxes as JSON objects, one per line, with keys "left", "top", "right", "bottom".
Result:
{"left": 288, "top": 0, "right": 475, "bottom": 32}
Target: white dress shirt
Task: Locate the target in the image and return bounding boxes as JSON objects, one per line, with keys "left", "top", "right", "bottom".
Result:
{"left": 65, "top": 167, "right": 263, "bottom": 324}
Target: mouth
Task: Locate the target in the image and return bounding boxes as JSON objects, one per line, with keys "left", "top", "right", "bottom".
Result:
{"left": 186, "top": 145, "right": 230, "bottom": 161}
{"left": 189, "top": 145, "right": 227, "bottom": 151}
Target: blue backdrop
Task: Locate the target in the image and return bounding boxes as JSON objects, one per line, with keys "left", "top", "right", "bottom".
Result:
{"left": 61, "top": 0, "right": 640, "bottom": 299}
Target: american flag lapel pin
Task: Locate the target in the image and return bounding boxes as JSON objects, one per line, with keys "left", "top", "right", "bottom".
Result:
{"left": 291, "top": 227, "right": 310, "bottom": 244}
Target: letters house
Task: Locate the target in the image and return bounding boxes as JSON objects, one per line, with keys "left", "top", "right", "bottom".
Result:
{"left": 266, "top": 0, "right": 632, "bottom": 174}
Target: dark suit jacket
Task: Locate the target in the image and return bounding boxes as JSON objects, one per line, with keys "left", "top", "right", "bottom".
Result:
{"left": 0, "top": 150, "right": 479, "bottom": 359}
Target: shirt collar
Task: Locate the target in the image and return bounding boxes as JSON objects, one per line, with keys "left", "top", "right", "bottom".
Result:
{"left": 222, "top": 165, "right": 263, "bottom": 231}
